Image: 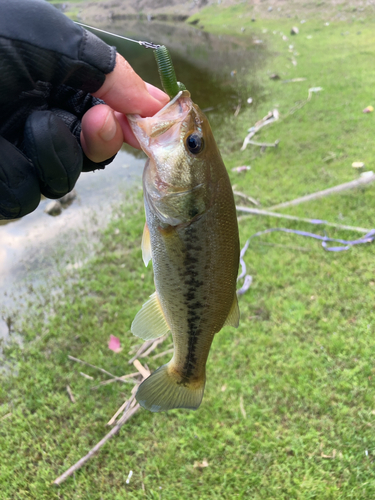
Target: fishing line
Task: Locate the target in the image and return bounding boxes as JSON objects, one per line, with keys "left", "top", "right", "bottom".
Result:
{"left": 237, "top": 227, "right": 375, "bottom": 296}
{"left": 75, "top": 22, "right": 161, "bottom": 49}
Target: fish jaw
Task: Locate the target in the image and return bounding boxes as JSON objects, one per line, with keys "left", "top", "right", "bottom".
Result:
{"left": 127, "top": 90, "right": 193, "bottom": 187}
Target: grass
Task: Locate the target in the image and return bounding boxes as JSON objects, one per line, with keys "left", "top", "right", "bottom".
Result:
{"left": 2, "top": 3, "right": 375, "bottom": 499}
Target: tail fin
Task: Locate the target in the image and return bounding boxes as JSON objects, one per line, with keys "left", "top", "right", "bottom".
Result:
{"left": 136, "top": 363, "right": 205, "bottom": 412}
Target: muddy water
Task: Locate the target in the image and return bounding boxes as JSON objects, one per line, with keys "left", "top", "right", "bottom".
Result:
{"left": 91, "top": 19, "right": 264, "bottom": 124}
{"left": 0, "top": 20, "right": 265, "bottom": 341}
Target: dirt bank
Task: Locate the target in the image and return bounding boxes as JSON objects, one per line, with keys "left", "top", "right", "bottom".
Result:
{"left": 58, "top": 0, "right": 375, "bottom": 24}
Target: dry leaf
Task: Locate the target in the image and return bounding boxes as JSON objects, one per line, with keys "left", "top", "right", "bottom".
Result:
{"left": 194, "top": 459, "right": 209, "bottom": 469}
{"left": 321, "top": 449, "right": 336, "bottom": 459}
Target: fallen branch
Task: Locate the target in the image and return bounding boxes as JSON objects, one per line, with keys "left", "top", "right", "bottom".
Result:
{"left": 53, "top": 404, "right": 140, "bottom": 486}
{"left": 128, "top": 339, "right": 154, "bottom": 364}
{"left": 133, "top": 359, "right": 151, "bottom": 379}
{"left": 107, "top": 390, "right": 137, "bottom": 426}
{"left": 284, "top": 86, "right": 323, "bottom": 117}
{"left": 236, "top": 206, "right": 372, "bottom": 233}
{"left": 55, "top": 359, "right": 151, "bottom": 484}
{"left": 68, "top": 355, "right": 130, "bottom": 385}
{"left": 233, "top": 190, "right": 260, "bottom": 206}
{"left": 267, "top": 172, "right": 375, "bottom": 210}
{"left": 58, "top": 319, "right": 173, "bottom": 484}
{"left": 241, "top": 109, "right": 279, "bottom": 151}
{"left": 151, "top": 347, "right": 174, "bottom": 360}
{"left": 139, "top": 336, "right": 168, "bottom": 358}
{"left": 57, "top": 325, "right": 168, "bottom": 484}
{"left": 90, "top": 371, "right": 140, "bottom": 390}
{"left": 282, "top": 77, "right": 307, "bottom": 83}
{"left": 234, "top": 99, "right": 242, "bottom": 117}
{"left": 239, "top": 395, "right": 247, "bottom": 419}
{"left": 246, "top": 139, "right": 280, "bottom": 148}
{"left": 66, "top": 385, "right": 76, "bottom": 404}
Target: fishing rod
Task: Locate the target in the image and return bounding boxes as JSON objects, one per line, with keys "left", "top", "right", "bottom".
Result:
{"left": 75, "top": 22, "right": 186, "bottom": 98}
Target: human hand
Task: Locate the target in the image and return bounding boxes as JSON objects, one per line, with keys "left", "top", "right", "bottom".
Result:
{"left": 80, "top": 53, "right": 168, "bottom": 164}
{"left": 0, "top": 0, "right": 168, "bottom": 220}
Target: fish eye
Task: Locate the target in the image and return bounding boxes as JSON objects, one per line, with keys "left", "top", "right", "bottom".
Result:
{"left": 186, "top": 134, "right": 204, "bottom": 155}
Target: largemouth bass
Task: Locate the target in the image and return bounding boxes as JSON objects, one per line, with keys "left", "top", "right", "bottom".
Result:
{"left": 128, "top": 90, "right": 240, "bottom": 412}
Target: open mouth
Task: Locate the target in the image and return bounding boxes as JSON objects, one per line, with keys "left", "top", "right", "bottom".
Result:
{"left": 127, "top": 91, "right": 192, "bottom": 154}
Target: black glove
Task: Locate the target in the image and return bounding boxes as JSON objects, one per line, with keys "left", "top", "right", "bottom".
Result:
{"left": 0, "top": 0, "right": 117, "bottom": 219}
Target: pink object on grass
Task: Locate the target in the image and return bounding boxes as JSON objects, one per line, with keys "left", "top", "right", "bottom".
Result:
{"left": 108, "top": 335, "right": 122, "bottom": 353}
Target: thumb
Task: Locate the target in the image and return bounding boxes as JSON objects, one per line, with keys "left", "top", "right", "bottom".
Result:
{"left": 93, "top": 53, "right": 169, "bottom": 117}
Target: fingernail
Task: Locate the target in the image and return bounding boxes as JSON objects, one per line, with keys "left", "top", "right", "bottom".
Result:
{"left": 146, "top": 82, "right": 169, "bottom": 103}
{"left": 99, "top": 110, "right": 117, "bottom": 142}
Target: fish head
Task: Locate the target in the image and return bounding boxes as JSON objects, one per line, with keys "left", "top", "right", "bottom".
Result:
{"left": 128, "top": 90, "right": 221, "bottom": 226}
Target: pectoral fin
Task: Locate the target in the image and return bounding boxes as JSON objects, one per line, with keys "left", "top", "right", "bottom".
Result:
{"left": 224, "top": 294, "right": 240, "bottom": 328}
{"left": 142, "top": 222, "right": 152, "bottom": 267}
{"left": 131, "top": 292, "right": 170, "bottom": 340}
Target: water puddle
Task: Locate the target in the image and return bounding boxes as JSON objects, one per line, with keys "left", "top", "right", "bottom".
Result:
{"left": 0, "top": 150, "right": 144, "bottom": 341}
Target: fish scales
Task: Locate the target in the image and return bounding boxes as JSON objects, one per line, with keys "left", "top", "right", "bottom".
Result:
{"left": 128, "top": 90, "right": 240, "bottom": 412}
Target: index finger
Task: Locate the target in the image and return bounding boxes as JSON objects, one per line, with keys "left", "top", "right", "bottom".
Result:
{"left": 93, "top": 53, "right": 169, "bottom": 116}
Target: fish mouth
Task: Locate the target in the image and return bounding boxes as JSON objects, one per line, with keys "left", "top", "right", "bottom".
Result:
{"left": 161, "top": 183, "right": 205, "bottom": 198}
{"left": 127, "top": 90, "right": 192, "bottom": 156}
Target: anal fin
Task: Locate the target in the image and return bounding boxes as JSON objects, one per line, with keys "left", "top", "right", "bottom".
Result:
{"left": 131, "top": 291, "right": 170, "bottom": 340}
{"left": 224, "top": 294, "right": 240, "bottom": 328}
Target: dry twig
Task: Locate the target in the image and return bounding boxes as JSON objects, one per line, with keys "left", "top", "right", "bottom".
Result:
{"left": 128, "top": 339, "right": 154, "bottom": 364}
{"left": 53, "top": 404, "right": 140, "bottom": 486}
{"left": 139, "top": 336, "right": 168, "bottom": 358}
{"left": 236, "top": 206, "right": 372, "bottom": 233}
{"left": 233, "top": 190, "right": 259, "bottom": 206}
{"left": 57, "top": 334, "right": 170, "bottom": 484}
{"left": 152, "top": 348, "right": 174, "bottom": 360}
{"left": 239, "top": 395, "right": 247, "bottom": 418}
{"left": 234, "top": 99, "right": 242, "bottom": 117}
{"left": 68, "top": 355, "right": 129, "bottom": 385}
{"left": 267, "top": 172, "right": 375, "bottom": 210}
{"left": 91, "top": 371, "right": 140, "bottom": 390}
{"left": 66, "top": 385, "right": 76, "bottom": 404}
{"left": 246, "top": 139, "right": 280, "bottom": 148}
{"left": 107, "top": 389, "right": 138, "bottom": 426}
{"left": 241, "top": 110, "right": 279, "bottom": 151}
{"left": 133, "top": 359, "right": 151, "bottom": 379}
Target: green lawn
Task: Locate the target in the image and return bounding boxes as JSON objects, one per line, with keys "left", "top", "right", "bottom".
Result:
{"left": 1, "top": 3, "right": 375, "bottom": 499}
